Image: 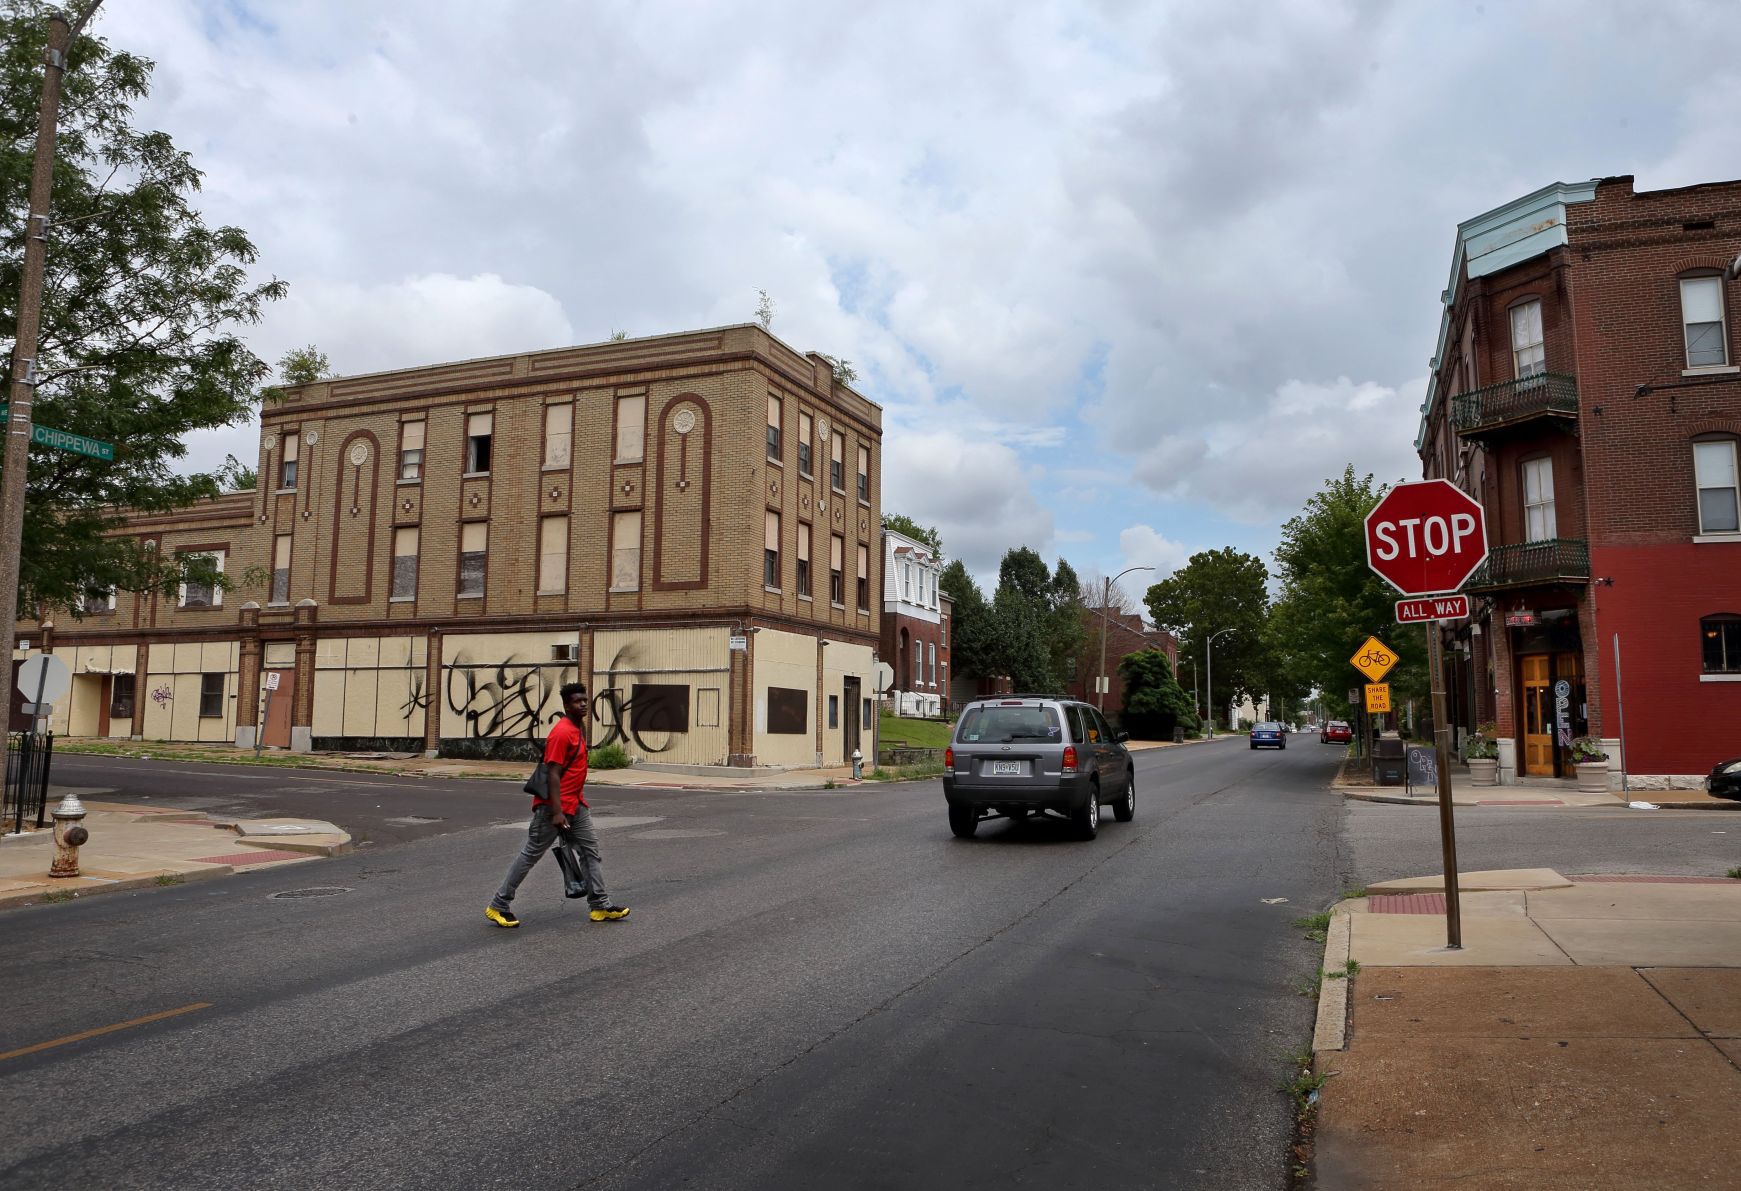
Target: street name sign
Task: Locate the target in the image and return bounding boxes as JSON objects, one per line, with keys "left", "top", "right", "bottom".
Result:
{"left": 1396, "top": 594, "right": 1471, "bottom": 624}
{"left": 1365, "top": 479, "right": 1488, "bottom": 595}
{"left": 1364, "top": 683, "right": 1391, "bottom": 713}
{"left": 1349, "top": 635, "right": 1398, "bottom": 682}
{"left": 0, "top": 406, "right": 115, "bottom": 461}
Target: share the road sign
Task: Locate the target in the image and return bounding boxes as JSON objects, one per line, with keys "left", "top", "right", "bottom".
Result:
{"left": 0, "top": 404, "right": 114, "bottom": 461}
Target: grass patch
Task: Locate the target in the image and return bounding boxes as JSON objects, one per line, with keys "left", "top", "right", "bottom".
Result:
{"left": 1293, "top": 911, "right": 1332, "bottom": 943}
{"left": 1281, "top": 1065, "right": 1330, "bottom": 1111}
{"left": 590, "top": 743, "right": 631, "bottom": 770}
{"left": 1341, "top": 886, "right": 1368, "bottom": 899}
{"left": 864, "top": 761, "right": 945, "bottom": 782}
{"left": 1728, "top": 867, "right": 1741, "bottom": 880}
{"left": 1294, "top": 970, "right": 1322, "bottom": 998}
{"left": 823, "top": 779, "right": 838, "bottom": 790}
{"left": 876, "top": 713, "right": 954, "bottom": 751}
{"left": 154, "top": 874, "right": 184, "bottom": 887}
{"left": 41, "top": 889, "right": 75, "bottom": 903}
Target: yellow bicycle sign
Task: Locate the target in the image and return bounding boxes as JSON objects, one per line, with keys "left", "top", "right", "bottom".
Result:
{"left": 1349, "top": 635, "right": 1398, "bottom": 683}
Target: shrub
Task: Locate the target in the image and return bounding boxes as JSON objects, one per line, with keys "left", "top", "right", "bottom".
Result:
{"left": 1570, "top": 735, "right": 1607, "bottom": 763}
{"left": 590, "top": 743, "right": 631, "bottom": 769}
{"left": 1462, "top": 722, "right": 1499, "bottom": 761}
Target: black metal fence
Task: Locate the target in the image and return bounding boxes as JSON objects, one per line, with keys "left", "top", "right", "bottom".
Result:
{"left": 3, "top": 732, "right": 54, "bottom": 836}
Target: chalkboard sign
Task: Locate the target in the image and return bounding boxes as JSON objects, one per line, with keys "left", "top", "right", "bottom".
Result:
{"left": 1406, "top": 745, "right": 1438, "bottom": 795}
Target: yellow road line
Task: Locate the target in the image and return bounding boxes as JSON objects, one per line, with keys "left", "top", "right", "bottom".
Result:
{"left": 0, "top": 1001, "right": 212, "bottom": 1063}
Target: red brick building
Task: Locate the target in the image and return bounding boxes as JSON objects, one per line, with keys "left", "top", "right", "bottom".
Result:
{"left": 1067, "top": 607, "right": 1178, "bottom": 715}
{"left": 1418, "top": 176, "right": 1741, "bottom": 789}
{"left": 879, "top": 528, "right": 948, "bottom": 717}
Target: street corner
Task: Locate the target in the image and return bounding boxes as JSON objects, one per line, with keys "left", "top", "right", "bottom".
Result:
{"left": 225, "top": 817, "right": 353, "bottom": 857}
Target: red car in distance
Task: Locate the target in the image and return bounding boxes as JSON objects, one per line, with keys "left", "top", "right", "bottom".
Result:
{"left": 1321, "top": 720, "right": 1352, "bottom": 744}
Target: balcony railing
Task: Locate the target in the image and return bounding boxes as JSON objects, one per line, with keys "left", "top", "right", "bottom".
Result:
{"left": 1464, "top": 538, "right": 1590, "bottom": 591}
{"left": 1450, "top": 373, "right": 1578, "bottom": 438}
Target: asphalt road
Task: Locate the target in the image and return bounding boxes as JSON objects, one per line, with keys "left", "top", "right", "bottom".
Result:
{"left": 0, "top": 738, "right": 1346, "bottom": 1191}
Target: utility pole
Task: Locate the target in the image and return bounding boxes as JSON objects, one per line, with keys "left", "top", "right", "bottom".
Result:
{"left": 1097, "top": 565, "right": 1153, "bottom": 711}
{"left": 1205, "top": 627, "right": 1235, "bottom": 739}
{"left": 0, "top": 4, "right": 103, "bottom": 802}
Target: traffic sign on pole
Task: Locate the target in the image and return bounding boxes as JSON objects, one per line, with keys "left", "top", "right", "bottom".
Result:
{"left": 1349, "top": 635, "right": 1398, "bottom": 683}
{"left": 1364, "top": 683, "right": 1391, "bottom": 713}
{"left": 1396, "top": 594, "right": 1471, "bottom": 624}
{"left": 1365, "top": 479, "right": 1488, "bottom": 596}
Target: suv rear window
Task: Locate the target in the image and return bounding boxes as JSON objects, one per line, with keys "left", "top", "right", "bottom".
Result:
{"left": 956, "top": 705, "right": 1062, "bottom": 743}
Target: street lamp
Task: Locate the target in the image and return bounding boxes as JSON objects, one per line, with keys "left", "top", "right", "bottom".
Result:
{"left": 1205, "top": 627, "right": 1236, "bottom": 738}
{"left": 1097, "top": 566, "right": 1154, "bottom": 711}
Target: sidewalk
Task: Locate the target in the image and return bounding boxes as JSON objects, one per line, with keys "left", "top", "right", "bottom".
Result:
{"left": 1335, "top": 766, "right": 1739, "bottom": 811}
{"left": 1309, "top": 868, "right": 1741, "bottom": 1188}
{"left": 0, "top": 801, "right": 349, "bottom": 909}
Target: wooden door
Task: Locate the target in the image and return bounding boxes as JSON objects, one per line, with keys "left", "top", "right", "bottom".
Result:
{"left": 1520, "top": 655, "right": 1553, "bottom": 776}
{"left": 842, "top": 677, "right": 861, "bottom": 764}
{"left": 262, "top": 669, "right": 295, "bottom": 748}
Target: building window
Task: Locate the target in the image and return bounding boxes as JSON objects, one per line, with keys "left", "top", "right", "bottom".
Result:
{"left": 1682, "top": 276, "right": 1729, "bottom": 369}
{"left": 940, "top": 619, "right": 947, "bottom": 648}
{"left": 1704, "top": 615, "right": 1741, "bottom": 673}
{"left": 828, "top": 694, "right": 838, "bottom": 729}
{"left": 458, "top": 522, "right": 486, "bottom": 597}
{"left": 178, "top": 551, "right": 224, "bottom": 608}
{"left": 830, "top": 534, "right": 844, "bottom": 605}
{"left": 903, "top": 564, "right": 911, "bottom": 601}
{"left": 611, "top": 511, "right": 641, "bottom": 592}
{"left": 544, "top": 402, "right": 573, "bottom": 469}
{"left": 399, "top": 420, "right": 424, "bottom": 481}
{"left": 830, "top": 432, "right": 845, "bottom": 491}
{"left": 279, "top": 432, "right": 299, "bottom": 490}
{"left": 270, "top": 533, "right": 292, "bottom": 605}
{"left": 110, "top": 673, "right": 135, "bottom": 721}
{"left": 764, "top": 510, "right": 781, "bottom": 589}
{"left": 198, "top": 673, "right": 225, "bottom": 718}
{"left": 538, "top": 515, "right": 568, "bottom": 594}
{"left": 856, "top": 543, "right": 869, "bottom": 611}
{"left": 929, "top": 642, "right": 936, "bottom": 686}
{"left": 1510, "top": 300, "right": 1544, "bottom": 379}
{"left": 797, "top": 521, "right": 812, "bottom": 597}
{"left": 1695, "top": 439, "right": 1740, "bottom": 534}
{"left": 1522, "top": 456, "right": 1556, "bottom": 541}
{"left": 390, "top": 526, "right": 419, "bottom": 600}
{"left": 766, "top": 394, "right": 782, "bottom": 461}
{"left": 915, "top": 640, "right": 923, "bottom": 684}
{"left": 857, "top": 445, "right": 870, "bottom": 503}
{"left": 81, "top": 586, "right": 115, "bottom": 616}
{"left": 798, "top": 411, "right": 813, "bottom": 476}
{"left": 615, "top": 395, "right": 645, "bottom": 463}
{"left": 465, "top": 412, "right": 493, "bottom": 475}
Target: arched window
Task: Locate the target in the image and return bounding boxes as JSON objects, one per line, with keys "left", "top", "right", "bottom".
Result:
{"left": 1703, "top": 614, "right": 1741, "bottom": 674}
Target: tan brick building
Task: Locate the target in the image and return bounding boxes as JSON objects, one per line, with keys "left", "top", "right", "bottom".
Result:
{"left": 20, "top": 325, "right": 885, "bottom": 769}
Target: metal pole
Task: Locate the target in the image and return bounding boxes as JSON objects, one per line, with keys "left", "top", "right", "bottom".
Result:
{"left": 1612, "top": 633, "right": 1628, "bottom": 795}
{"left": 0, "top": 6, "right": 100, "bottom": 815}
{"left": 1097, "top": 576, "right": 1109, "bottom": 711}
{"left": 1429, "top": 625, "right": 1462, "bottom": 948}
{"left": 1205, "top": 637, "right": 1213, "bottom": 739}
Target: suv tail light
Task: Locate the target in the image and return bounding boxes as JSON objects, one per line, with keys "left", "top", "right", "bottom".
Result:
{"left": 1062, "top": 745, "right": 1078, "bottom": 774}
{"left": 944, "top": 746, "right": 954, "bottom": 769}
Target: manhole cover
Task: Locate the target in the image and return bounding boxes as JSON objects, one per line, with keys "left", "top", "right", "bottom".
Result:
{"left": 270, "top": 886, "right": 352, "bottom": 900}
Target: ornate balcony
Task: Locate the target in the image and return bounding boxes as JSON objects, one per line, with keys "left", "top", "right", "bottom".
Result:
{"left": 1450, "top": 373, "right": 1578, "bottom": 439}
{"left": 1464, "top": 538, "right": 1590, "bottom": 592}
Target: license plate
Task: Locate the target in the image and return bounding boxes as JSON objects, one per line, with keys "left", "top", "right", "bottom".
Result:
{"left": 991, "top": 760, "right": 1024, "bottom": 776}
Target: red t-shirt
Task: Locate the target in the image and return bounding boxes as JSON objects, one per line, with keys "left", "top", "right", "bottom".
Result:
{"left": 540, "top": 717, "right": 589, "bottom": 813}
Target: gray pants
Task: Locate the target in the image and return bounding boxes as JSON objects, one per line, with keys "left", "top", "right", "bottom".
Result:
{"left": 491, "top": 804, "right": 609, "bottom": 911}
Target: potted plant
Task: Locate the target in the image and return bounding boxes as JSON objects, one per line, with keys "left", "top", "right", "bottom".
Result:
{"left": 1570, "top": 736, "right": 1610, "bottom": 793}
{"left": 1463, "top": 723, "right": 1499, "bottom": 785}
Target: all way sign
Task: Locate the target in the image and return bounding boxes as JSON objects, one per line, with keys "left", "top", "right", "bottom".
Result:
{"left": 1396, "top": 594, "right": 1471, "bottom": 624}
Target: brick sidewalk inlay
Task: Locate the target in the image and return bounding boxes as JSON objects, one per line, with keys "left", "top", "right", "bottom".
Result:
{"left": 1367, "top": 893, "right": 1448, "bottom": 914}
{"left": 192, "top": 849, "right": 311, "bottom": 866}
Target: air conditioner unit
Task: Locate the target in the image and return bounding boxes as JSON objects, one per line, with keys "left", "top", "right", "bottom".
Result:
{"left": 552, "top": 643, "right": 579, "bottom": 662}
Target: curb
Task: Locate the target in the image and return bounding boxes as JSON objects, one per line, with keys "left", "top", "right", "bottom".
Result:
{"left": 0, "top": 859, "right": 237, "bottom": 909}
{"left": 1312, "top": 910, "right": 1352, "bottom": 1055}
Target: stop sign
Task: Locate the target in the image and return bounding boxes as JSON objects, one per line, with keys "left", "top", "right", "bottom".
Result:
{"left": 1364, "top": 480, "right": 1488, "bottom": 596}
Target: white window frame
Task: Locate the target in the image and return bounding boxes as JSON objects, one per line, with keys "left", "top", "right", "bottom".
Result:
{"left": 1681, "top": 275, "right": 1730, "bottom": 370}
{"left": 177, "top": 551, "right": 225, "bottom": 608}
{"left": 538, "top": 515, "right": 569, "bottom": 595}
{"left": 464, "top": 412, "right": 493, "bottom": 476}
{"left": 390, "top": 526, "right": 419, "bottom": 601}
{"left": 1522, "top": 456, "right": 1557, "bottom": 542}
{"left": 458, "top": 522, "right": 487, "bottom": 598}
{"left": 543, "top": 402, "right": 573, "bottom": 471}
{"left": 269, "top": 533, "right": 292, "bottom": 606}
{"left": 1510, "top": 300, "right": 1545, "bottom": 379}
{"left": 1694, "top": 438, "right": 1741, "bottom": 536}
{"left": 611, "top": 510, "right": 642, "bottom": 593}
{"left": 398, "top": 420, "right": 425, "bottom": 483}
{"left": 615, "top": 396, "right": 645, "bottom": 464}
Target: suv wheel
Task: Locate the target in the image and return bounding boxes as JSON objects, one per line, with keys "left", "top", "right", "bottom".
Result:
{"left": 1113, "top": 772, "right": 1135, "bottom": 822}
{"left": 1072, "top": 783, "right": 1100, "bottom": 840}
{"left": 948, "top": 804, "right": 979, "bottom": 839}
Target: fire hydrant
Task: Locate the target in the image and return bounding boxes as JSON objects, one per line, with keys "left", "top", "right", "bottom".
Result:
{"left": 851, "top": 748, "right": 863, "bottom": 781}
{"left": 48, "top": 793, "right": 89, "bottom": 879}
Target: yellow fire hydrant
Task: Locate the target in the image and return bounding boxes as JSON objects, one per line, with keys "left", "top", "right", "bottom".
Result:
{"left": 48, "top": 793, "right": 89, "bottom": 879}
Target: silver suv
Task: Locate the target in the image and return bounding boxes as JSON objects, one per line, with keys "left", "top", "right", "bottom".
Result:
{"left": 943, "top": 695, "right": 1136, "bottom": 840}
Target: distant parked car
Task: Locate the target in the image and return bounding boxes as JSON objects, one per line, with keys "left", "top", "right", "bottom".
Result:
{"left": 1250, "top": 721, "right": 1285, "bottom": 750}
{"left": 1709, "top": 757, "right": 1741, "bottom": 801}
{"left": 1321, "top": 721, "right": 1352, "bottom": 744}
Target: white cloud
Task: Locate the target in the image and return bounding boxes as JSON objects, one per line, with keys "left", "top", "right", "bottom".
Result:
{"left": 1118, "top": 525, "right": 1191, "bottom": 581}
{"left": 881, "top": 429, "right": 1053, "bottom": 580}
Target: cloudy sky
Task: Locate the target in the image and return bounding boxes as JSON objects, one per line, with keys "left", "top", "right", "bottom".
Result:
{"left": 97, "top": 0, "right": 1741, "bottom": 595}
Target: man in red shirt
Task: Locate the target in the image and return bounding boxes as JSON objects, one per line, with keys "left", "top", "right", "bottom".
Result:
{"left": 486, "top": 682, "right": 630, "bottom": 927}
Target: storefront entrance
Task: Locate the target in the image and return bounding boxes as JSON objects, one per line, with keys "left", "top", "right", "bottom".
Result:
{"left": 1518, "top": 649, "right": 1585, "bottom": 777}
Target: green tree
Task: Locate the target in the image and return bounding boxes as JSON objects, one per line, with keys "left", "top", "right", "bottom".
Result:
{"left": 986, "top": 582, "right": 1050, "bottom": 691}
{"left": 1, "top": 2, "right": 285, "bottom": 615}
{"left": 1046, "top": 556, "right": 1086, "bottom": 693}
{"left": 881, "top": 513, "right": 942, "bottom": 555}
{"left": 997, "top": 546, "right": 1051, "bottom": 603}
{"left": 1269, "top": 466, "right": 1427, "bottom": 716}
{"left": 1119, "top": 649, "right": 1198, "bottom": 740}
{"left": 940, "top": 559, "right": 993, "bottom": 684}
{"left": 1144, "top": 547, "right": 1273, "bottom": 727}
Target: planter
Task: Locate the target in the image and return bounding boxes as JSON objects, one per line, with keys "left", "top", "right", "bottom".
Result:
{"left": 1575, "top": 760, "right": 1610, "bottom": 793}
{"left": 1467, "top": 757, "right": 1499, "bottom": 786}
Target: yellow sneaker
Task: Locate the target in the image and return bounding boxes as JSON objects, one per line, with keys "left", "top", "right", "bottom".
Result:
{"left": 485, "top": 905, "right": 520, "bottom": 928}
{"left": 589, "top": 904, "right": 630, "bottom": 922}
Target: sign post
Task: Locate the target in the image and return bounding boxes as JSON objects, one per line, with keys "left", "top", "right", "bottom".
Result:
{"left": 255, "top": 669, "right": 280, "bottom": 757}
{"left": 1365, "top": 479, "right": 1490, "bottom": 951}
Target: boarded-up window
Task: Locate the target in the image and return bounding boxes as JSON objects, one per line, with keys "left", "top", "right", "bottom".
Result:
{"left": 631, "top": 684, "right": 690, "bottom": 734}
{"left": 611, "top": 510, "right": 641, "bottom": 591}
{"left": 544, "top": 402, "right": 573, "bottom": 469}
{"left": 458, "top": 522, "right": 486, "bottom": 597}
{"left": 767, "top": 686, "right": 808, "bottom": 734}
{"left": 856, "top": 542, "right": 869, "bottom": 610}
{"left": 199, "top": 673, "right": 225, "bottom": 718}
{"left": 539, "top": 515, "right": 568, "bottom": 594}
{"left": 111, "top": 673, "right": 135, "bottom": 720}
{"left": 764, "top": 509, "right": 781, "bottom": 588}
{"left": 796, "top": 521, "right": 812, "bottom": 597}
{"left": 696, "top": 687, "right": 721, "bottom": 727}
{"left": 391, "top": 526, "right": 419, "bottom": 599}
{"left": 830, "top": 534, "right": 844, "bottom": 604}
{"left": 466, "top": 412, "right": 493, "bottom": 474}
{"left": 399, "top": 420, "right": 424, "bottom": 481}
{"left": 271, "top": 533, "right": 292, "bottom": 605}
{"left": 615, "top": 395, "right": 645, "bottom": 462}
